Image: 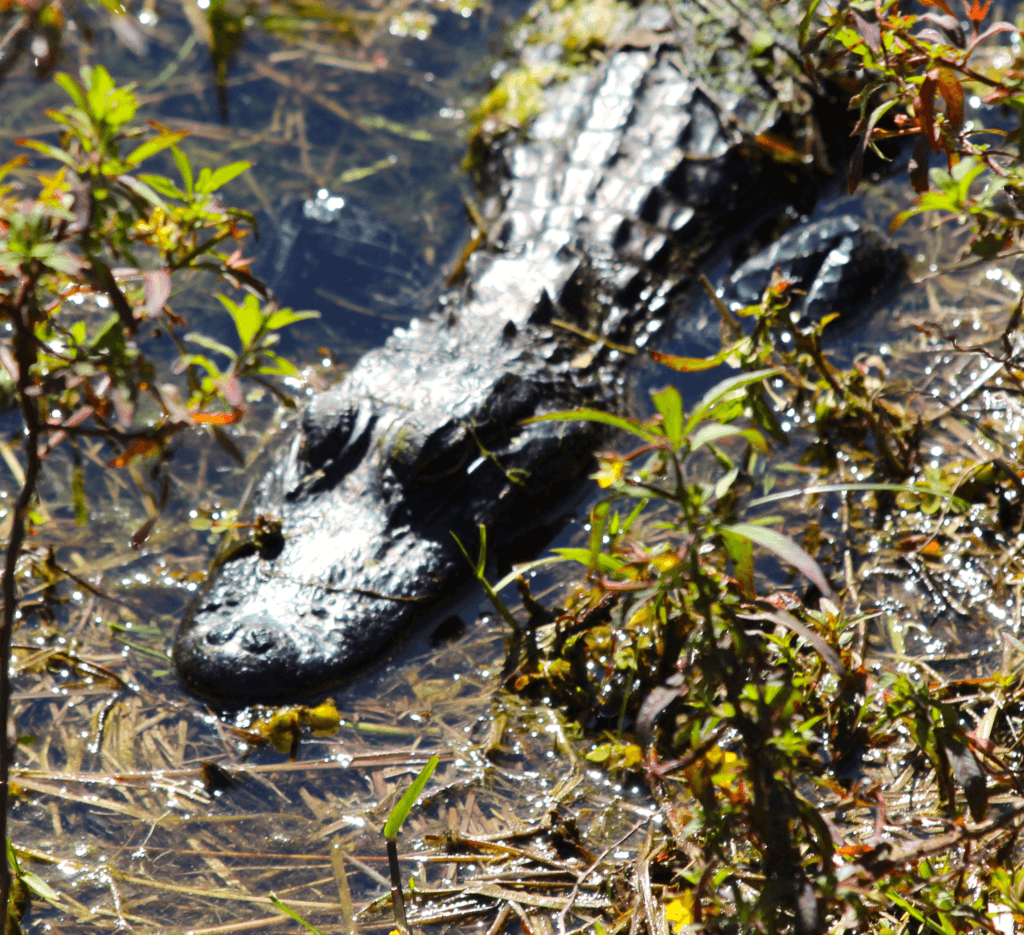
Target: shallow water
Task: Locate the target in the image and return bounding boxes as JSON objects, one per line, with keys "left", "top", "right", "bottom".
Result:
{"left": 4, "top": 3, "right": 1024, "bottom": 933}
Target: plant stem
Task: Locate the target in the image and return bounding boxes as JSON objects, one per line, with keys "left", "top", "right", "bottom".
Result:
{"left": 1, "top": 274, "right": 43, "bottom": 922}
{"left": 385, "top": 837, "right": 408, "bottom": 933}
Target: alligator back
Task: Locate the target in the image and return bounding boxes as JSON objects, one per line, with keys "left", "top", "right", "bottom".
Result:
{"left": 173, "top": 39, "right": 796, "bottom": 700}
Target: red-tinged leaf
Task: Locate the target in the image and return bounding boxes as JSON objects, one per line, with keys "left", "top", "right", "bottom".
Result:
{"left": 851, "top": 7, "right": 881, "bottom": 54}
{"left": 848, "top": 143, "right": 864, "bottom": 195}
{"left": 754, "top": 131, "right": 809, "bottom": 166}
{"left": 224, "top": 248, "right": 254, "bottom": 272}
{"left": 130, "top": 514, "right": 159, "bottom": 550}
{"left": 918, "top": 73, "right": 939, "bottom": 153}
{"left": 917, "top": 12, "right": 964, "bottom": 45}
{"left": 741, "top": 607, "right": 848, "bottom": 676}
{"left": 909, "top": 134, "right": 932, "bottom": 192}
{"left": 967, "top": 21, "right": 1017, "bottom": 59}
{"left": 936, "top": 67, "right": 964, "bottom": 132}
{"left": 142, "top": 269, "right": 171, "bottom": 318}
{"left": 193, "top": 408, "right": 244, "bottom": 425}
{"left": 109, "top": 438, "right": 160, "bottom": 467}
{"left": 835, "top": 845, "right": 876, "bottom": 857}
{"left": 720, "top": 528, "right": 754, "bottom": 598}
{"left": 0, "top": 344, "right": 19, "bottom": 382}
{"left": 721, "top": 522, "right": 838, "bottom": 602}
{"left": 920, "top": 0, "right": 956, "bottom": 18}
{"left": 216, "top": 376, "right": 244, "bottom": 408}
{"left": 649, "top": 349, "right": 726, "bottom": 372}
{"left": 62, "top": 405, "right": 94, "bottom": 430}
{"left": 964, "top": 0, "right": 991, "bottom": 27}
{"left": 155, "top": 383, "right": 195, "bottom": 424}
{"left": 0, "top": 155, "right": 29, "bottom": 183}
{"left": 111, "top": 386, "right": 135, "bottom": 428}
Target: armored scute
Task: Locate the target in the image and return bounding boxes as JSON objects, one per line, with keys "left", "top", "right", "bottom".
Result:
{"left": 173, "top": 31, "right": 903, "bottom": 700}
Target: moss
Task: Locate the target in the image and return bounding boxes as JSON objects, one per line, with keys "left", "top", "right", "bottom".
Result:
{"left": 464, "top": 0, "right": 633, "bottom": 168}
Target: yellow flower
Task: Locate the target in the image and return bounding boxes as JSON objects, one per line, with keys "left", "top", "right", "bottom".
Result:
{"left": 665, "top": 891, "right": 695, "bottom": 932}
{"left": 651, "top": 552, "right": 681, "bottom": 573}
{"left": 594, "top": 457, "right": 625, "bottom": 488}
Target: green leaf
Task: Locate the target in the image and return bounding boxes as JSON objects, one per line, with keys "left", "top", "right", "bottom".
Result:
{"left": 683, "top": 368, "right": 783, "bottom": 437}
{"left": 8, "top": 842, "right": 59, "bottom": 905}
{"left": 526, "top": 408, "right": 658, "bottom": 442}
{"left": 490, "top": 555, "right": 577, "bottom": 593}
{"left": 195, "top": 160, "right": 252, "bottom": 194}
{"left": 125, "top": 131, "right": 189, "bottom": 168}
{"left": 137, "top": 173, "right": 186, "bottom": 200}
{"left": 721, "top": 527, "right": 754, "bottom": 597}
{"left": 16, "top": 139, "right": 77, "bottom": 170}
{"left": 185, "top": 332, "right": 237, "bottom": 361}
{"left": 72, "top": 463, "right": 88, "bottom": 526}
{"left": 688, "top": 422, "right": 767, "bottom": 455}
{"left": 714, "top": 465, "right": 739, "bottom": 500}
{"left": 181, "top": 353, "right": 222, "bottom": 377}
{"left": 620, "top": 497, "right": 648, "bottom": 537}
{"left": 265, "top": 308, "right": 320, "bottom": 330}
{"left": 172, "top": 145, "right": 194, "bottom": 198}
{"left": 357, "top": 114, "right": 433, "bottom": 141}
{"left": 746, "top": 481, "right": 959, "bottom": 508}
{"left": 217, "top": 293, "right": 262, "bottom": 346}
{"left": 90, "top": 313, "right": 127, "bottom": 355}
{"left": 115, "top": 174, "right": 167, "bottom": 209}
{"left": 54, "top": 72, "right": 88, "bottom": 110}
{"left": 255, "top": 353, "right": 299, "bottom": 377}
{"left": 588, "top": 501, "right": 610, "bottom": 571}
{"left": 798, "top": 0, "right": 823, "bottom": 47}
{"left": 269, "top": 895, "right": 327, "bottom": 935}
{"left": 651, "top": 386, "right": 683, "bottom": 448}
{"left": 552, "top": 547, "right": 625, "bottom": 574}
{"left": 452, "top": 526, "right": 520, "bottom": 633}
{"left": 383, "top": 754, "right": 440, "bottom": 840}
{"left": 721, "top": 522, "right": 837, "bottom": 601}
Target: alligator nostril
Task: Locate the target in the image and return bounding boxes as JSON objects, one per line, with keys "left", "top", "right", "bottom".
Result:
{"left": 205, "top": 622, "right": 240, "bottom": 646}
{"left": 240, "top": 626, "right": 277, "bottom": 654}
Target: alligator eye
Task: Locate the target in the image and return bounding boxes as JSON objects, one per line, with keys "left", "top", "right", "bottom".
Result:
{"left": 240, "top": 627, "right": 277, "bottom": 654}
{"left": 302, "top": 394, "right": 357, "bottom": 471}
{"left": 205, "top": 621, "right": 240, "bottom": 646}
{"left": 385, "top": 419, "right": 470, "bottom": 486}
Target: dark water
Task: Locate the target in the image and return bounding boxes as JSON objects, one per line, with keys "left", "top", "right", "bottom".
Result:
{"left": 3, "top": 5, "right": 1024, "bottom": 933}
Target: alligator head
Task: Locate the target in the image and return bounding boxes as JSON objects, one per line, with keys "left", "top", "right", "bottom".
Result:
{"left": 173, "top": 290, "right": 607, "bottom": 699}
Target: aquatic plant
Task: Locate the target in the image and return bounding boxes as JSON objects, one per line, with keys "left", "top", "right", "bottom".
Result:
{"left": 490, "top": 272, "right": 1024, "bottom": 931}
{"left": 791, "top": 0, "right": 1024, "bottom": 263}
{"left": 0, "top": 64, "right": 310, "bottom": 925}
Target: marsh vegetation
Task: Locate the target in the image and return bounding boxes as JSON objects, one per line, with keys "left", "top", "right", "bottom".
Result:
{"left": 5, "top": 0, "right": 1024, "bottom": 932}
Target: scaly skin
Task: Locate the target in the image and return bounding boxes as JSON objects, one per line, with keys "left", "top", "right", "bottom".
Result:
{"left": 172, "top": 42, "right": 818, "bottom": 700}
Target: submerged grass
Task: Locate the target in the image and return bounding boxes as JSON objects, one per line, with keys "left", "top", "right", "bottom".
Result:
{"left": 5, "top": 0, "right": 1024, "bottom": 932}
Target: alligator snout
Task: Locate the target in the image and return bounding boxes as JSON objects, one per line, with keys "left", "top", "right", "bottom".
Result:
{"left": 174, "top": 610, "right": 311, "bottom": 700}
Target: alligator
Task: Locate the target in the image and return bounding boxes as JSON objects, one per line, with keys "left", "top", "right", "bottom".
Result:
{"left": 173, "top": 12, "right": 904, "bottom": 701}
